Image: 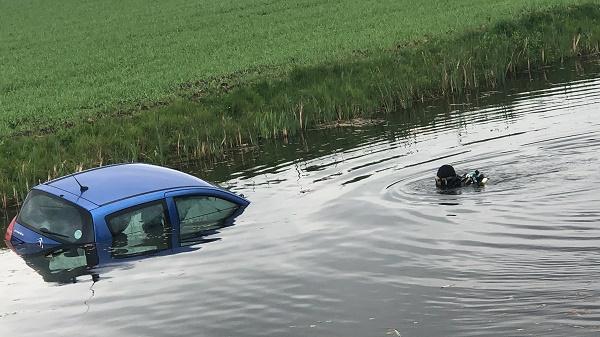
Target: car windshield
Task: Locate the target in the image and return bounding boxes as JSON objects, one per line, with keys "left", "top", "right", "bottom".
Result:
{"left": 18, "top": 190, "right": 93, "bottom": 243}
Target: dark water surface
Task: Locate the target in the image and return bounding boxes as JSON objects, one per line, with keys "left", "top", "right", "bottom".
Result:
{"left": 2, "top": 65, "right": 600, "bottom": 336}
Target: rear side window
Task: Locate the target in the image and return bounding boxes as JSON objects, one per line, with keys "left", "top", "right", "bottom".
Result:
{"left": 106, "top": 201, "right": 171, "bottom": 258}
{"left": 18, "top": 190, "right": 93, "bottom": 243}
{"left": 175, "top": 196, "right": 239, "bottom": 242}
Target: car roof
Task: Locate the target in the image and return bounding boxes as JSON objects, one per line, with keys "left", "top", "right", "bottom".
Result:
{"left": 43, "top": 163, "right": 212, "bottom": 206}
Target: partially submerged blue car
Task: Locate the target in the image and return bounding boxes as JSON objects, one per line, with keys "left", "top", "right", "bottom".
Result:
{"left": 5, "top": 163, "right": 249, "bottom": 259}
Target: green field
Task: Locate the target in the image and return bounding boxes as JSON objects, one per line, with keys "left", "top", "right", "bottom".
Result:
{"left": 0, "top": 0, "right": 594, "bottom": 135}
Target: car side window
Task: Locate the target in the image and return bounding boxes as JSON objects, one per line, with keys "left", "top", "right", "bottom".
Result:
{"left": 174, "top": 196, "right": 239, "bottom": 241}
{"left": 106, "top": 201, "right": 171, "bottom": 258}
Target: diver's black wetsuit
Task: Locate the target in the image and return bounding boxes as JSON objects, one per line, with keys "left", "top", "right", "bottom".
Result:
{"left": 436, "top": 164, "right": 486, "bottom": 188}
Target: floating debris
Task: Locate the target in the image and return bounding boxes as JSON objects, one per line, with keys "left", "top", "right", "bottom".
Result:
{"left": 386, "top": 328, "right": 402, "bottom": 336}
{"left": 315, "top": 118, "right": 385, "bottom": 130}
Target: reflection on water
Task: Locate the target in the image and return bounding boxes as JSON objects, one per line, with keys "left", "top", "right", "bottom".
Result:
{"left": 15, "top": 244, "right": 100, "bottom": 284}
{"left": 5, "top": 217, "right": 238, "bottom": 284}
{"left": 2, "top": 63, "right": 600, "bottom": 336}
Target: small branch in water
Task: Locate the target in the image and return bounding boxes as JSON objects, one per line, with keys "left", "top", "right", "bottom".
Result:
{"left": 84, "top": 275, "right": 98, "bottom": 314}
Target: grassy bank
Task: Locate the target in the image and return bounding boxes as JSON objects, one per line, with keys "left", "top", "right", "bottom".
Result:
{"left": 2, "top": 3, "right": 600, "bottom": 203}
{"left": 0, "top": 0, "right": 593, "bottom": 136}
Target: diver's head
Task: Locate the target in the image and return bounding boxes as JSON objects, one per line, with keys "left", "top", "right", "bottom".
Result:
{"left": 437, "top": 164, "right": 457, "bottom": 178}
{"left": 435, "top": 164, "right": 457, "bottom": 187}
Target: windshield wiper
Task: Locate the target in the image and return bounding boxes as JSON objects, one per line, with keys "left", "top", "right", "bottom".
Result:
{"left": 39, "top": 228, "right": 70, "bottom": 239}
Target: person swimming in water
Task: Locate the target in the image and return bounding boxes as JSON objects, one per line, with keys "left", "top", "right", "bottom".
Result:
{"left": 435, "top": 164, "right": 488, "bottom": 188}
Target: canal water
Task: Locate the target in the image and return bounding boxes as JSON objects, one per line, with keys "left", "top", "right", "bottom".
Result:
{"left": 1, "top": 63, "right": 600, "bottom": 336}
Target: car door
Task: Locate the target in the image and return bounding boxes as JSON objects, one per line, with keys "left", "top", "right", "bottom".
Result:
{"left": 104, "top": 199, "right": 173, "bottom": 258}
{"left": 164, "top": 188, "right": 249, "bottom": 247}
